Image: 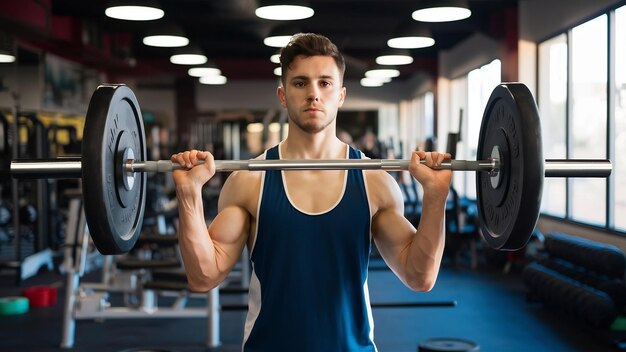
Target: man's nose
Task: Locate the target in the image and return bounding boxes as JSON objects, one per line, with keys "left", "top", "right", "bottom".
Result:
{"left": 307, "top": 86, "right": 320, "bottom": 101}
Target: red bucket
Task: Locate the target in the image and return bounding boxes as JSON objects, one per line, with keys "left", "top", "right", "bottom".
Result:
{"left": 22, "top": 286, "right": 57, "bottom": 307}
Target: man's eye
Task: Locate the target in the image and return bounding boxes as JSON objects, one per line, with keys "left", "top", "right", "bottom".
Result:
{"left": 321, "top": 81, "right": 332, "bottom": 87}
{"left": 294, "top": 82, "right": 305, "bottom": 87}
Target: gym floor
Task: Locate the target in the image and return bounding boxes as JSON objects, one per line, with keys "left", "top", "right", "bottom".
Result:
{"left": 0, "top": 256, "right": 622, "bottom": 352}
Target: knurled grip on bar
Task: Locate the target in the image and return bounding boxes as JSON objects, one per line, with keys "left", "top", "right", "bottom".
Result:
{"left": 128, "top": 159, "right": 498, "bottom": 172}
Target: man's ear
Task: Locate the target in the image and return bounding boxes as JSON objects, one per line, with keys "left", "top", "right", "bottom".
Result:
{"left": 277, "top": 85, "right": 287, "bottom": 108}
{"left": 338, "top": 86, "right": 347, "bottom": 108}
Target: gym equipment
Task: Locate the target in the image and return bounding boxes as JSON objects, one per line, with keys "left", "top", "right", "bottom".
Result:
{"left": 544, "top": 232, "right": 626, "bottom": 279}
{"left": 418, "top": 337, "right": 480, "bottom": 352}
{"left": 22, "top": 285, "right": 57, "bottom": 307}
{"left": 522, "top": 262, "right": 618, "bottom": 327}
{"left": 0, "top": 296, "right": 29, "bottom": 315}
{"left": 537, "top": 257, "right": 626, "bottom": 311}
{"left": 59, "top": 194, "right": 221, "bottom": 349}
{"left": 9, "top": 83, "right": 613, "bottom": 253}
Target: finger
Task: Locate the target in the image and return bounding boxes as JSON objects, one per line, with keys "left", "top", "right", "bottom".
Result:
{"left": 432, "top": 152, "right": 445, "bottom": 166}
{"left": 196, "top": 151, "right": 211, "bottom": 160}
{"left": 423, "top": 152, "right": 434, "bottom": 167}
{"left": 189, "top": 150, "right": 199, "bottom": 165}
{"left": 428, "top": 152, "right": 438, "bottom": 166}
{"left": 203, "top": 152, "right": 216, "bottom": 173}
{"left": 195, "top": 151, "right": 214, "bottom": 171}
{"left": 178, "top": 151, "right": 198, "bottom": 168}
{"left": 171, "top": 153, "right": 185, "bottom": 166}
{"left": 413, "top": 150, "right": 426, "bottom": 160}
{"left": 411, "top": 151, "right": 422, "bottom": 169}
{"left": 180, "top": 151, "right": 191, "bottom": 168}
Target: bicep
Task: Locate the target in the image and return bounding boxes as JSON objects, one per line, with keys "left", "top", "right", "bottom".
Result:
{"left": 209, "top": 173, "right": 253, "bottom": 271}
{"left": 208, "top": 205, "right": 249, "bottom": 260}
{"left": 371, "top": 173, "right": 416, "bottom": 273}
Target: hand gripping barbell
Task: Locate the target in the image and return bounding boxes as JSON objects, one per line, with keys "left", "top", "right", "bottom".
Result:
{"left": 9, "top": 83, "right": 612, "bottom": 254}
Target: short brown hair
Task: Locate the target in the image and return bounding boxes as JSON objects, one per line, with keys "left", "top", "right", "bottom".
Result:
{"left": 279, "top": 33, "right": 345, "bottom": 84}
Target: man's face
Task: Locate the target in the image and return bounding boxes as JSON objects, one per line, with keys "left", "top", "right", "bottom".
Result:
{"left": 278, "top": 55, "right": 346, "bottom": 134}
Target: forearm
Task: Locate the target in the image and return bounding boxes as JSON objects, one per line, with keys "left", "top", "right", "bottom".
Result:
{"left": 406, "top": 191, "right": 447, "bottom": 290}
{"left": 176, "top": 185, "right": 222, "bottom": 291}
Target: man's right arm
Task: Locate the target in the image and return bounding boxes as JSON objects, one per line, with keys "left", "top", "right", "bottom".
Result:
{"left": 172, "top": 151, "right": 250, "bottom": 292}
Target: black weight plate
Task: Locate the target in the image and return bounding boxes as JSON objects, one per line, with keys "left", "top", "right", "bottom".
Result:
{"left": 476, "top": 83, "right": 543, "bottom": 250}
{"left": 418, "top": 338, "right": 480, "bottom": 352}
{"left": 82, "top": 85, "right": 146, "bottom": 254}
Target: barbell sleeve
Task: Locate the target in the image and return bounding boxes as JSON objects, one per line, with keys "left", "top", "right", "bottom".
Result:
{"left": 544, "top": 159, "right": 612, "bottom": 177}
{"left": 9, "top": 158, "right": 82, "bottom": 179}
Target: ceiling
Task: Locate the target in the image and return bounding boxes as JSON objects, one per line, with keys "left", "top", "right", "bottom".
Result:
{"left": 9, "top": 0, "right": 520, "bottom": 81}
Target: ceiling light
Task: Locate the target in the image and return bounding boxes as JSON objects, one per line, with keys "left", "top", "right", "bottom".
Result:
{"left": 365, "top": 69, "right": 400, "bottom": 79}
{"left": 170, "top": 54, "right": 207, "bottom": 65}
{"left": 374, "top": 76, "right": 392, "bottom": 83}
{"left": 0, "top": 53, "right": 16, "bottom": 63}
{"left": 376, "top": 55, "right": 413, "bottom": 65}
{"left": 360, "top": 78, "right": 384, "bottom": 87}
{"left": 365, "top": 77, "right": 391, "bottom": 83}
{"left": 142, "top": 22, "right": 188, "bottom": 47}
{"left": 199, "top": 75, "right": 227, "bottom": 85}
{"left": 255, "top": 5, "right": 314, "bottom": 21}
{"left": 388, "top": 23, "right": 435, "bottom": 49}
{"left": 264, "top": 26, "right": 298, "bottom": 48}
{"left": 270, "top": 54, "right": 281, "bottom": 64}
{"left": 274, "top": 67, "right": 282, "bottom": 76}
{"left": 143, "top": 35, "right": 189, "bottom": 47}
{"left": 412, "top": 0, "right": 471, "bottom": 22}
{"left": 264, "top": 35, "right": 292, "bottom": 48}
{"left": 376, "top": 50, "right": 414, "bottom": 65}
{"left": 105, "top": 4, "right": 164, "bottom": 21}
{"left": 387, "top": 36, "right": 435, "bottom": 49}
{"left": 188, "top": 67, "right": 222, "bottom": 77}
{"left": 0, "top": 33, "right": 16, "bottom": 63}
{"left": 170, "top": 45, "right": 207, "bottom": 65}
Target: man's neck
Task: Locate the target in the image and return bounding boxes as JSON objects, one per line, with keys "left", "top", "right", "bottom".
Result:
{"left": 281, "top": 128, "right": 345, "bottom": 159}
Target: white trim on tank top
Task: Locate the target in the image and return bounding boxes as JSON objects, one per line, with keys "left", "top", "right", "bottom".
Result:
{"left": 278, "top": 141, "right": 349, "bottom": 216}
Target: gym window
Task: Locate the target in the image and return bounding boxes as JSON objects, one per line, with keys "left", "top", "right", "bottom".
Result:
{"left": 538, "top": 4, "right": 626, "bottom": 233}
{"left": 398, "top": 91, "right": 434, "bottom": 159}
{"left": 450, "top": 59, "right": 501, "bottom": 199}
{"left": 615, "top": 5, "right": 626, "bottom": 232}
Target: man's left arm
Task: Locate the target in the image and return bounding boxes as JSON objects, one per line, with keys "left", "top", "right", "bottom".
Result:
{"left": 371, "top": 151, "right": 451, "bottom": 292}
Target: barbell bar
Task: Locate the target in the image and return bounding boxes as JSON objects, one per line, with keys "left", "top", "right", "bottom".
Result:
{"left": 5, "top": 83, "right": 615, "bottom": 255}
{"left": 10, "top": 158, "right": 612, "bottom": 177}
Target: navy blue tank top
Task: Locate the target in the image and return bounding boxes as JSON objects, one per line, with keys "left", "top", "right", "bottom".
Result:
{"left": 243, "top": 144, "right": 376, "bottom": 352}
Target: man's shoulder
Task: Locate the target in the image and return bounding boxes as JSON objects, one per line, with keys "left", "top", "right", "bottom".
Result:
{"left": 225, "top": 168, "right": 263, "bottom": 191}
{"left": 219, "top": 169, "right": 263, "bottom": 215}
{"left": 363, "top": 169, "right": 402, "bottom": 206}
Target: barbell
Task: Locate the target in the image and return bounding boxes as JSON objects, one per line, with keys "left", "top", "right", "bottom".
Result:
{"left": 8, "top": 83, "right": 612, "bottom": 254}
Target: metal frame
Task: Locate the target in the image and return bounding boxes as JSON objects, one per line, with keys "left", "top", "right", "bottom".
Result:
{"left": 566, "top": 27, "right": 573, "bottom": 219}
{"left": 607, "top": 9, "right": 616, "bottom": 229}
{"left": 59, "top": 197, "right": 221, "bottom": 349}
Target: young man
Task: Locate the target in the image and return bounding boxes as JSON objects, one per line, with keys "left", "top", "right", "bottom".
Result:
{"left": 171, "top": 33, "right": 451, "bottom": 351}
